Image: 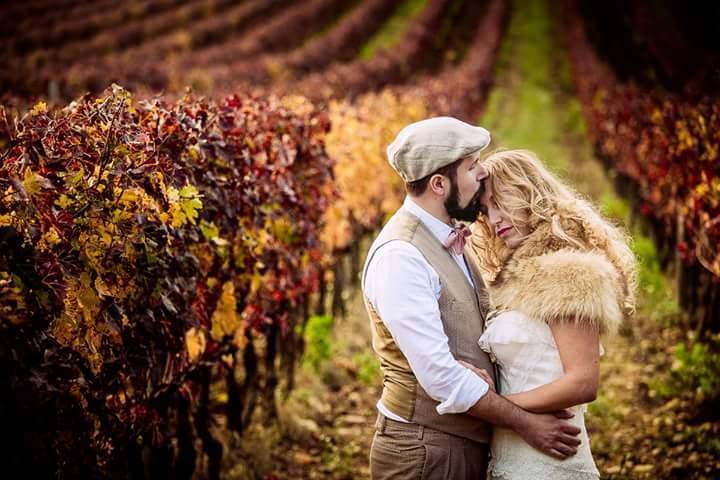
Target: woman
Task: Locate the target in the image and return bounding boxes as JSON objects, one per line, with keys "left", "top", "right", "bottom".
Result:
{"left": 468, "top": 149, "right": 637, "bottom": 479}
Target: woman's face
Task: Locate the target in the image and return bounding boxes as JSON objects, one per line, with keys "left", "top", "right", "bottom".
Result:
{"left": 479, "top": 181, "right": 529, "bottom": 249}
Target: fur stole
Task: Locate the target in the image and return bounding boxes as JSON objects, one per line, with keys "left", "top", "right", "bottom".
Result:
{"left": 487, "top": 218, "right": 624, "bottom": 334}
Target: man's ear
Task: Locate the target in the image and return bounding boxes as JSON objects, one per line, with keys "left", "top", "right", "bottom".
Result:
{"left": 428, "top": 174, "right": 447, "bottom": 197}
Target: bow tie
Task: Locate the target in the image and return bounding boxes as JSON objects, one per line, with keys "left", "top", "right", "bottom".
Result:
{"left": 443, "top": 222, "right": 471, "bottom": 255}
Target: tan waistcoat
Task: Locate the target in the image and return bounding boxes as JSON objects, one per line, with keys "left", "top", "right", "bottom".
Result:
{"left": 361, "top": 209, "right": 495, "bottom": 443}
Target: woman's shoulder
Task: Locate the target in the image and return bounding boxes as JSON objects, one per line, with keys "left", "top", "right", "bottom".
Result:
{"left": 490, "top": 248, "right": 624, "bottom": 334}
{"left": 533, "top": 248, "right": 621, "bottom": 286}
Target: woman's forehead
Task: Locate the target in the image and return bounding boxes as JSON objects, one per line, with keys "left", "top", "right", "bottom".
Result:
{"left": 480, "top": 181, "right": 492, "bottom": 200}
{"left": 481, "top": 175, "right": 494, "bottom": 190}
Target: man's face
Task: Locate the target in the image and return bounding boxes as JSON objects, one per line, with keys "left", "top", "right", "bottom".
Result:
{"left": 445, "top": 154, "right": 488, "bottom": 222}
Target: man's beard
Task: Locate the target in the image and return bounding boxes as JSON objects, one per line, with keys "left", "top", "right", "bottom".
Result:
{"left": 445, "top": 180, "right": 484, "bottom": 222}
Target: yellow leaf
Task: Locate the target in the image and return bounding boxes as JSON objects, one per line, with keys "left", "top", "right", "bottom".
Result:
{"left": 94, "top": 275, "right": 124, "bottom": 299}
{"left": 632, "top": 465, "right": 653, "bottom": 474}
{"left": 221, "top": 353, "right": 234, "bottom": 368}
{"left": 77, "top": 272, "right": 100, "bottom": 324}
{"left": 179, "top": 184, "right": 199, "bottom": 199}
{"left": 63, "top": 167, "right": 85, "bottom": 188}
{"left": 169, "top": 203, "right": 185, "bottom": 228}
{"left": 250, "top": 273, "right": 263, "bottom": 295}
{"left": 167, "top": 186, "right": 180, "bottom": 203}
{"left": 212, "top": 236, "right": 229, "bottom": 247}
{"left": 182, "top": 196, "right": 202, "bottom": 225}
{"left": 97, "top": 225, "right": 113, "bottom": 246}
{"left": 210, "top": 281, "right": 243, "bottom": 340}
{"left": 166, "top": 184, "right": 203, "bottom": 227}
{"left": 185, "top": 327, "right": 207, "bottom": 362}
{"left": 40, "top": 227, "right": 62, "bottom": 250}
{"left": 22, "top": 169, "right": 51, "bottom": 197}
{"left": 31, "top": 101, "right": 47, "bottom": 115}
{"left": 55, "top": 194, "right": 73, "bottom": 209}
{"left": 151, "top": 171, "right": 168, "bottom": 197}
{"left": 119, "top": 188, "right": 140, "bottom": 205}
{"left": 233, "top": 327, "right": 247, "bottom": 350}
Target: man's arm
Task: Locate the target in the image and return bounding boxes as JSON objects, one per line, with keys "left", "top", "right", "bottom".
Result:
{"left": 460, "top": 362, "right": 582, "bottom": 460}
{"left": 468, "top": 389, "right": 581, "bottom": 460}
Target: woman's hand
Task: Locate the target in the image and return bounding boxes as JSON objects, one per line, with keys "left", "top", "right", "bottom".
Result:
{"left": 458, "top": 360, "right": 495, "bottom": 392}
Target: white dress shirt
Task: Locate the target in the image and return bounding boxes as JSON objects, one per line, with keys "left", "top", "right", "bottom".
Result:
{"left": 362, "top": 196, "right": 490, "bottom": 422}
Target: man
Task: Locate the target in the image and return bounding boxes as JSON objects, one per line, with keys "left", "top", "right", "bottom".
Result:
{"left": 361, "top": 117, "right": 581, "bottom": 479}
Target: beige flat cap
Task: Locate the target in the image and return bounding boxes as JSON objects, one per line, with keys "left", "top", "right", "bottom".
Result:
{"left": 386, "top": 116, "right": 491, "bottom": 182}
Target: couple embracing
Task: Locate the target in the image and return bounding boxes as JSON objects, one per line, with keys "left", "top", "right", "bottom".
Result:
{"left": 361, "top": 117, "right": 637, "bottom": 479}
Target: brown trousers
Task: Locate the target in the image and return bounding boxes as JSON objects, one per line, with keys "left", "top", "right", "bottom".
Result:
{"left": 369, "top": 413, "right": 489, "bottom": 480}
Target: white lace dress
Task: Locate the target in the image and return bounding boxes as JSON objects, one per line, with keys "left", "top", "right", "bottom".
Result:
{"left": 478, "top": 310, "right": 601, "bottom": 480}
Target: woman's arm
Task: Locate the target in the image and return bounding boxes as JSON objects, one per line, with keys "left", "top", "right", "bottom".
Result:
{"left": 505, "top": 321, "right": 600, "bottom": 413}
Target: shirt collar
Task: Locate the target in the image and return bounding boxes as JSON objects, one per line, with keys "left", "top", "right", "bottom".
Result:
{"left": 402, "top": 196, "right": 455, "bottom": 246}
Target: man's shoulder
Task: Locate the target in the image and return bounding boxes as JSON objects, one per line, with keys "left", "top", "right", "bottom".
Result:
{"left": 363, "top": 239, "right": 437, "bottom": 298}
{"left": 367, "top": 239, "right": 419, "bottom": 265}
{"left": 366, "top": 239, "right": 441, "bottom": 290}
{"left": 362, "top": 209, "right": 429, "bottom": 285}
{"left": 373, "top": 209, "right": 422, "bottom": 244}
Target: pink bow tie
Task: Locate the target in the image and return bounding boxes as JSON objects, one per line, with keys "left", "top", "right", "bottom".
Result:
{"left": 443, "top": 222, "right": 471, "bottom": 255}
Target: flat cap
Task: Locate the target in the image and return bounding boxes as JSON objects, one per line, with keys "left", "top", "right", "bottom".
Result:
{"left": 386, "top": 116, "right": 491, "bottom": 183}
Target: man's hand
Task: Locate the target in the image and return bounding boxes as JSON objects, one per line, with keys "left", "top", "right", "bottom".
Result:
{"left": 458, "top": 360, "right": 495, "bottom": 392}
{"left": 518, "top": 410, "right": 581, "bottom": 460}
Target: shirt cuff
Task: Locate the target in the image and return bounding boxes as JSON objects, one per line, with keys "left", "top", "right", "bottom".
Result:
{"left": 435, "top": 368, "right": 489, "bottom": 415}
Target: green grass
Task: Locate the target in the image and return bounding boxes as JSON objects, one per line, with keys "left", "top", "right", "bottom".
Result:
{"left": 650, "top": 335, "right": 720, "bottom": 402}
{"left": 599, "top": 193, "right": 680, "bottom": 322}
{"left": 352, "top": 351, "right": 381, "bottom": 386}
{"left": 480, "top": 0, "right": 568, "bottom": 174}
{"left": 307, "top": 2, "right": 361, "bottom": 41}
{"left": 599, "top": 192, "right": 632, "bottom": 223}
{"left": 356, "top": 0, "right": 428, "bottom": 60}
{"left": 302, "top": 315, "right": 334, "bottom": 372}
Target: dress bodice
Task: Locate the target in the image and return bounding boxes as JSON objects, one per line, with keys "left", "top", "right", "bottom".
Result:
{"left": 479, "top": 310, "right": 566, "bottom": 396}
{"left": 478, "top": 310, "right": 600, "bottom": 480}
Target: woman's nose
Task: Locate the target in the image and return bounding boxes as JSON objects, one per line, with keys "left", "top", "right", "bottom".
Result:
{"left": 488, "top": 208, "right": 501, "bottom": 226}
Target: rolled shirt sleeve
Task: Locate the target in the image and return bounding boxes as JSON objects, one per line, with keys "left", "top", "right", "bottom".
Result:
{"left": 363, "top": 241, "right": 489, "bottom": 415}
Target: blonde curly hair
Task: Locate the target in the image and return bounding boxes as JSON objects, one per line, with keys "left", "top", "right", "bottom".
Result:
{"left": 470, "top": 149, "right": 638, "bottom": 317}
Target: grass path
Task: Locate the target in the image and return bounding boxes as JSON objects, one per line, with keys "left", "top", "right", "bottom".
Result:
{"left": 356, "top": 0, "right": 429, "bottom": 60}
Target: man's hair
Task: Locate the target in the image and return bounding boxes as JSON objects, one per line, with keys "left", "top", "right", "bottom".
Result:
{"left": 405, "top": 158, "right": 462, "bottom": 196}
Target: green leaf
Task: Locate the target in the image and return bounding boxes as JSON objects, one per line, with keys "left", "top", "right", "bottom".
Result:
{"left": 182, "top": 197, "right": 202, "bottom": 225}
{"left": 200, "top": 220, "right": 220, "bottom": 241}
{"left": 23, "top": 169, "right": 52, "bottom": 197}
{"left": 179, "top": 184, "right": 199, "bottom": 199}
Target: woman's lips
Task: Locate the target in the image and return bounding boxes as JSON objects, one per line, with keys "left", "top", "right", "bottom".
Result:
{"left": 497, "top": 226, "right": 513, "bottom": 237}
